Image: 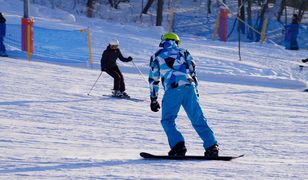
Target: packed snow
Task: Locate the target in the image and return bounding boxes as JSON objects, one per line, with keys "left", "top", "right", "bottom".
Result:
{"left": 0, "top": 0, "right": 308, "bottom": 179}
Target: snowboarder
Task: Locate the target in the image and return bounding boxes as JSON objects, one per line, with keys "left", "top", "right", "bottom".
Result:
{"left": 148, "top": 32, "right": 219, "bottom": 157}
{"left": 100, "top": 40, "right": 133, "bottom": 97}
{"left": 284, "top": 14, "right": 299, "bottom": 50}
{"left": 0, "top": 12, "right": 8, "bottom": 57}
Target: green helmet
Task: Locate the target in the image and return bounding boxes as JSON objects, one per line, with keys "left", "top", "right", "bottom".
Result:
{"left": 161, "top": 32, "right": 181, "bottom": 44}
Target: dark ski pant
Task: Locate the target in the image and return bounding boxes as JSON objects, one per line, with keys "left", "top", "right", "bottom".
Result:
{"left": 105, "top": 66, "right": 125, "bottom": 92}
{"left": 161, "top": 85, "right": 217, "bottom": 150}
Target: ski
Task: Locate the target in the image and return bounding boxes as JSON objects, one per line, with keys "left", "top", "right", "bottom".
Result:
{"left": 102, "top": 94, "right": 144, "bottom": 102}
{"left": 297, "top": 58, "right": 308, "bottom": 71}
{"left": 140, "top": 152, "right": 244, "bottom": 161}
{"left": 299, "top": 65, "right": 308, "bottom": 71}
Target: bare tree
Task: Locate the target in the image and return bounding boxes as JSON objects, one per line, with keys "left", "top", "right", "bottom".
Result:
{"left": 297, "top": 0, "right": 307, "bottom": 23}
{"left": 86, "top": 0, "right": 95, "bottom": 17}
{"left": 142, "top": 0, "right": 155, "bottom": 14}
{"left": 108, "top": 0, "right": 130, "bottom": 9}
{"left": 141, "top": 0, "right": 164, "bottom": 26}
{"left": 276, "top": 0, "right": 286, "bottom": 22}
{"left": 207, "top": 0, "right": 212, "bottom": 14}
{"left": 156, "top": 0, "right": 164, "bottom": 26}
{"left": 255, "top": 0, "right": 269, "bottom": 41}
{"left": 247, "top": 0, "right": 253, "bottom": 40}
{"left": 238, "top": 0, "right": 245, "bottom": 33}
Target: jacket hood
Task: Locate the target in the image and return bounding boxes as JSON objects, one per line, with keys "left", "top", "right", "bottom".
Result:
{"left": 160, "top": 40, "right": 178, "bottom": 49}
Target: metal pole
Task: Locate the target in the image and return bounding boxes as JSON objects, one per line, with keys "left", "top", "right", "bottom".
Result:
{"left": 237, "top": 0, "right": 242, "bottom": 61}
{"left": 238, "top": 16, "right": 241, "bottom": 61}
{"left": 131, "top": 61, "right": 148, "bottom": 84}
{"left": 87, "top": 72, "right": 103, "bottom": 96}
{"left": 24, "top": 0, "right": 30, "bottom": 18}
{"left": 87, "top": 28, "right": 93, "bottom": 65}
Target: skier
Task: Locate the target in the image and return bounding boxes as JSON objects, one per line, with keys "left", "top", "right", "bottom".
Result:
{"left": 100, "top": 40, "right": 133, "bottom": 97}
{"left": 0, "top": 12, "right": 8, "bottom": 57}
{"left": 285, "top": 14, "right": 299, "bottom": 50}
{"left": 148, "top": 32, "right": 219, "bottom": 157}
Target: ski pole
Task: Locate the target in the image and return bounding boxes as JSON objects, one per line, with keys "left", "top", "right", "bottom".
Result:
{"left": 87, "top": 71, "right": 103, "bottom": 96}
{"left": 131, "top": 60, "right": 148, "bottom": 84}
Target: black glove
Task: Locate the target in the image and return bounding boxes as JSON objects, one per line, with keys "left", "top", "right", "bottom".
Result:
{"left": 127, "top": 56, "right": 133, "bottom": 62}
{"left": 150, "top": 97, "right": 160, "bottom": 112}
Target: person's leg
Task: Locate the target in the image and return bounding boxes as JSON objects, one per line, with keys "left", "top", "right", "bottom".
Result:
{"left": 290, "top": 33, "right": 299, "bottom": 50}
{"left": 182, "top": 85, "right": 218, "bottom": 149}
{"left": 105, "top": 67, "right": 121, "bottom": 91}
{"left": 113, "top": 66, "right": 125, "bottom": 92}
{"left": 0, "top": 37, "right": 5, "bottom": 54}
{"left": 161, "top": 88, "right": 184, "bottom": 149}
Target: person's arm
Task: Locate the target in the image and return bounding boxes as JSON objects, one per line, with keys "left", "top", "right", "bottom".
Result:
{"left": 118, "top": 49, "right": 132, "bottom": 62}
{"left": 149, "top": 54, "right": 161, "bottom": 112}
{"left": 148, "top": 55, "right": 160, "bottom": 100}
{"left": 100, "top": 50, "right": 108, "bottom": 71}
{"left": 184, "top": 50, "right": 198, "bottom": 89}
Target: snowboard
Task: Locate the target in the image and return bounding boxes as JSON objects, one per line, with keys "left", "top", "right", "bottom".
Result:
{"left": 140, "top": 152, "right": 244, "bottom": 161}
{"left": 102, "top": 94, "right": 144, "bottom": 102}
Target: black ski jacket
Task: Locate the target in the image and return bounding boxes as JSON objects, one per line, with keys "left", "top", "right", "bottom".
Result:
{"left": 100, "top": 45, "right": 131, "bottom": 70}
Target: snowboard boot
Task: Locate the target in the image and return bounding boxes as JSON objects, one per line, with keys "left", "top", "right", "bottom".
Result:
{"left": 204, "top": 144, "right": 219, "bottom": 157}
{"left": 168, "top": 141, "right": 187, "bottom": 157}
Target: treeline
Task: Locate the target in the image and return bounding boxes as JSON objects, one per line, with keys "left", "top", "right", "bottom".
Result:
{"left": 86, "top": 0, "right": 307, "bottom": 26}
{"left": 228, "top": 0, "right": 307, "bottom": 41}
{"left": 29, "top": 0, "right": 307, "bottom": 28}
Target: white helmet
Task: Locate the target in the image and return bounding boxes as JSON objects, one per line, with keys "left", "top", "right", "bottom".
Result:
{"left": 109, "top": 39, "right": 119, "bottom": 46}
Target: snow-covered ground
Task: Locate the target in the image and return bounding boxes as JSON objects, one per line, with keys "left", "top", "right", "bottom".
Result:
{"left": 1, "top": 0, "right": 308, "bottom": 179}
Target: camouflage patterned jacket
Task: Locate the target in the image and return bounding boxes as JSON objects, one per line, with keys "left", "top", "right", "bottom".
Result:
{"left": 148, "top": 40, "right": 198, "bottom": 99}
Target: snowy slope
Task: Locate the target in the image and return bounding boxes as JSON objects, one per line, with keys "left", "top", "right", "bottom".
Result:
{"left": 1, "top": 56, "right": 308, "bottom": 179}
{"left": 1, "top": 0, "right": 308, "bottom": 179}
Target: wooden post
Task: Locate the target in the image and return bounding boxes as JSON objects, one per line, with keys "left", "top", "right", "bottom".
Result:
{"left": 87, "top": 28, "right": 93, "bottom": 65}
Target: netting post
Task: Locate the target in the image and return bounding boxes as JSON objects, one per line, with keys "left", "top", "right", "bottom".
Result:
{"left": 87, "top": 27, "right": 93, "bottom": 65}
{"left": 168, "top": 12, "right": 175, "bottom": 32}
{"left": 218, "top": 7, "right": 228, "bottom": 42}
{"left": 21, "top": 17, "right": 34, "bottom": 61}
{"left": 27, "top": 22, "right": 31, "bottom": 60}
{"left": 261, "top": 16, "right": 268, "bottom": 44}
{"left": 213, "top": 15, "right": 220, "bottom": 40}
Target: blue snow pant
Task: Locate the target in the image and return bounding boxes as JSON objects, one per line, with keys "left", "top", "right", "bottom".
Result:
{"left": 0, "top": 37, "right": 6, "bottom": 53}
{"left": 161, "top": 85, "right": 217, "bottom": 150}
